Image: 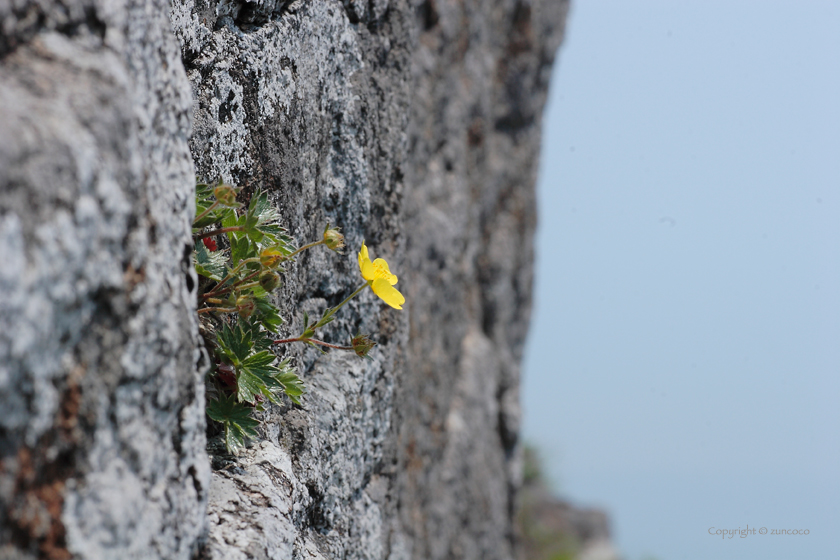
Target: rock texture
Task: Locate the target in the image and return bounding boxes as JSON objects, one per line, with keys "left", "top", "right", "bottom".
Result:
{"left": 0, "top": 1, "right": 208, "bottom": 559}
{"left": 0, "top": 0, "right": 567, "bottom": 558}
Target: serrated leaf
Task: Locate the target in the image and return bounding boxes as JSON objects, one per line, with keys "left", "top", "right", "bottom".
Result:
{"left": 193, "top": 215, "right": 216, "bottom": 230}
{"left": 254, "top": 298, "right": 283, "bottom": 332}
{"left": 194, "top": 241, "right": 227, "bottom": 281}
{"left": 207, "top": 393, "right": 259, "bottom": 454}
{"left": 243, "top": 350, "right": 276, "bottom": 368}
{"left": 254, "top": 223, "right": 286, "bottom": 244}
{"left": 195, "top": 182, "right": 215, "bottom": 213}
{"left": 269, "top": 231, "right": 295, "bottom": 253}
{"left": 216, "top": 322, "right": 252, "bottom": 365}
{"left": 242, "top": 191, "right": 288, "bottom": 246}
{"left": 193, "top": 207, "right": 237, "bottom": 230}
{"left": 275, "top": 362, "right": 305, "bottom": 405}
{"left": 230, "top": 236, "right": 252, "bottom": 268}
{"left": 237, "top": 350, "right": 283, "bottom": 404}
{"left": 248, "top": 190, "right": 275, "bottom": 219}
{"left": 240, "top": 317, "right": 275, "bottom": 352}
{"left": 245, "top": 225, "right": 264, "bottom": 244}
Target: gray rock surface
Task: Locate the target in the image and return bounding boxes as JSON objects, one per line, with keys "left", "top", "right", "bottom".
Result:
{"left": 0, "top": 0, "right": 567, "bottom": 558}
{"left": 0, "top": 1, "right": 208, "bottom": 559}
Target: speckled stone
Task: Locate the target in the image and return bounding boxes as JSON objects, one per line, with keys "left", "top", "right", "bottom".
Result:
{"left": 0, "top": 0, "right": 566, "bottom": 558}
{"left": 1, "top": 1, "right": 207, "bottom": 559}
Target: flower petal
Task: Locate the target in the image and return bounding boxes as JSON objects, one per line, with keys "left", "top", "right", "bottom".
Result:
{"left": 371, "top": 278, "right": 405, "bottom": 310}
{"left": 372, "top": 258, "right": 398, "bottom": 285}
{"left": 358, "top": 243, "right": 369, "bottom": 271}
{"left": 359, "top": 243, "right": 376, "bottom": 281}
{"left": 361, "top": 260, "right": 376, "bottom": 281}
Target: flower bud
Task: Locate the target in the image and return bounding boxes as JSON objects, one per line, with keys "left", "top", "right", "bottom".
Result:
{"left": 259, "top": 271, "right": 281, "bottom": 292}
{"left": 322, "top": 225, "right": 345, "bottom": 252}
{"left": 351, "top": 334, "right": 376, "bottom": 358}
{"left": 259, "top": 247, "right": 285, "bottom": 269}
{"left": 213, "top": 184, "right": 239, "bottom": 207}
{"left": 236, "top": 295, "right": 256, "bottom": 319}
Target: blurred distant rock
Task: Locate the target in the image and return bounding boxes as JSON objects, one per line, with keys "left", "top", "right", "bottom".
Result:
{"left": 517, "top": 447, "right": 621, "bottom": 560}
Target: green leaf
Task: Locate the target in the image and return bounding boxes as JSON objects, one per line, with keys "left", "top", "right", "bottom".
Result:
{"left": 216, "top": 322, "right": 252, "bottom": 366}
{"left": 312, "top": 307, "right": 336, "bottom": 331}
{"left": 193, "top": 212, "right": 221, "bottom": 230}
{"left": 237, "top": 350, "right": 283, "bottom": 404}
{"left": 230, "top": 236, "right": 252, "bottom": 268}
{"left": 275, "top": 361, "right": 305, "bottom": 405}
{"left": 222, "top": 210, "right": 243, "bottom": 232}
{"left": 247, "top": 190, "right": 276, "bottom": 226}
{"left": 207, "top": 393, "right": 259, "bottom": 454}
{"left": 240, "top": 317, "right": 275, "bottom": 351}
{"left": 194, "top": 240, "right": 227, "bottom": 281}
{"left": 242, "top": 191, "right": 292, "bottom": 247}
{"left": 194, "top": 182, "right": 214, "bottom": 216}
{"left": 201, "top": 207, "right": 237, "bottom": 230}
{"left": 222, "top": 322, "right": 306, "bottom": 406}
{"left": 194, "top": 182, "right": 238, "bottom": 229}
{"left": 254, "top": 297, "right": 283, "bottom": 333}
{"left": 255, "top": 224, "right": 290, "bottom": 247}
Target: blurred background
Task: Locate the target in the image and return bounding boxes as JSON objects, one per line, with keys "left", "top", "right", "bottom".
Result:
{"left": 520, "top": 1, "right": 840, "bottom": 559}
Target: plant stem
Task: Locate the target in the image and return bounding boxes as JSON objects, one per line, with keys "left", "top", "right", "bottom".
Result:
{"left": 193, "top": 200, "right": 219, "bottom": 225}
{"left": 194, "top": 226, "right": 244, "bottom": 241}
{"left": 202, "top": 268, "right": 262, "bottom": 299}
{"left": 285, "top": 239, "right": 325, "bottom": 260}
{"left": 273, "top": 337, "right": 354, "bottom": 351}
{"left": 197, "top": 237, "right": 324, "bottom": 300}
{"left": 200, "top": 258, "right": 260, "bottom": 299}
{"left": 330, "top": 282, "right": 370, "bottom": 316}
{"left": 198, "top": 306, "right": 236, "bottom": 315}
{"left": 299, "top": 282, "right": 370, "bottom": 338}
{"left": 226, "top": 257, "right": 259, "bottom": 278}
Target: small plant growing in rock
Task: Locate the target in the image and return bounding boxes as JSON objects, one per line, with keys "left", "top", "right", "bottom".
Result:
{"left": 193, "top": 181, "right": 404, "bottom": 454}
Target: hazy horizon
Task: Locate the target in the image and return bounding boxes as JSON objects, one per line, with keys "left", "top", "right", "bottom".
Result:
{"left": 522, "top": 2, "right": 840, "bottom": 559}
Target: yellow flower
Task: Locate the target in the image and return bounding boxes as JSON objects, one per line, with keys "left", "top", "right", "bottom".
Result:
{"left": 358, "top": 242, "right": 405, "bottom": 310}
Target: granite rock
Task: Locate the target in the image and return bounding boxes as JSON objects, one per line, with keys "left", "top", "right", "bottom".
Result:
{"left": 0, "top": 0, "right": 567, "bottom": 558}
{"left": 0, "top": 1, "right": 207, "bottom": 559}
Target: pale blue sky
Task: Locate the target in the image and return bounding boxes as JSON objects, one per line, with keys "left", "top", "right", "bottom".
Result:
{"left": 522, "top": 2, "right": 840, "bottom": 559}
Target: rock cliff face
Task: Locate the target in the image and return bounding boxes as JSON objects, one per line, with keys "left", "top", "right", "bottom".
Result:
{"left": 0, "top": 0, "right": 567, "bottom": 558}
{"left": 0, "top": 2, "right": 207, "bottom": 558}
